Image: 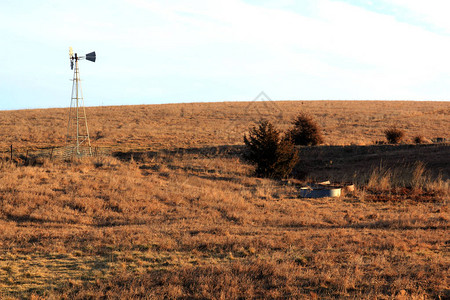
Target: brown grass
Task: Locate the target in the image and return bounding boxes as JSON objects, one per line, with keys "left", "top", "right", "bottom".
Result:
{"left": 0, "top": 101, "right": 448, "bottom": 150}
{"left": 0, "top": 101, "right": 449, "bottom": 299}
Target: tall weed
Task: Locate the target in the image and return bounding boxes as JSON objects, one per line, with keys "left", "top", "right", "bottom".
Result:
{"left": 364, "top": 162, "right": 449, "bottom": 197}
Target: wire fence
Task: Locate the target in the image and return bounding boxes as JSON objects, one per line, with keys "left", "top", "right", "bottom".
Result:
{"left": 0, "top": 145, "right": 114, "bottom": 163}
{"left": 0, "top": 144, "right": 244, "bottom": 165}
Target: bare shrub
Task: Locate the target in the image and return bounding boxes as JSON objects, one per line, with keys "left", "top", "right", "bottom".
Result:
{"left": 384, "top": 127, "right": 404, "bottom": 144}
{"left": 287, "top": 113, "right": 324, "bottom": 146}
{"left": 243, "top": 120, "right": 299, "bottom": 179}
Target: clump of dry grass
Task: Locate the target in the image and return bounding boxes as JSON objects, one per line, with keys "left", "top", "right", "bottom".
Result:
{"left": 384, "top": 127, "right": 405, "bottom": 144}
{"left": 364, "top": 162, "right": 449, "bottom": 201}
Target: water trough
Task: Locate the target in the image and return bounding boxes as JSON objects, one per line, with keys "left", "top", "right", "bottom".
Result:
{"left": 299, "top": 182, "right": 354, "bottom": 198}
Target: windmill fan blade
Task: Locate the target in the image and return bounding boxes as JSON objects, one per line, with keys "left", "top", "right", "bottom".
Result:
{"left": 71, "top": 61, "right": 74, "bottom": 70}
{"left": 85, "top": 51, "right": 96, "bottom": 62}
{"left": 69, "top": 46, "right": 73, "bottom": 58}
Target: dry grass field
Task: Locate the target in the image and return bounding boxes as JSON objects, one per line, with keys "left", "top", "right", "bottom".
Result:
{"left": 0, "top": 100, "right": 448, "bottom": 150}
{"left": 0, "top": 101, "right": 449, "bottom": 299}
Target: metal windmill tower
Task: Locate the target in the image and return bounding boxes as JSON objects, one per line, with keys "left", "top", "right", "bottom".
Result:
{"left": 66, "top": 47, "right": 96, "bottom": 157}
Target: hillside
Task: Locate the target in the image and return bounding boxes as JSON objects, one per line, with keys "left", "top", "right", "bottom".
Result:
{"left": 0, "top": 101, "right": 448, "bottom": 150}
{"left": 0, "top": 100, "right": 449, "bottom": 299}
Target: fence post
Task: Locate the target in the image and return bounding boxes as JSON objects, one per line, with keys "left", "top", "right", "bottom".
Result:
{"left": 50, "top": 147, "right": 54, "bottom": 160}
{"left": 10, "top": 145, "right": 13, "bottom": 162}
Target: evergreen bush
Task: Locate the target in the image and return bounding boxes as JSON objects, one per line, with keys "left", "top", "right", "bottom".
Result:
{"left": 243, "top": 120, "right": 299, "bottom": 179}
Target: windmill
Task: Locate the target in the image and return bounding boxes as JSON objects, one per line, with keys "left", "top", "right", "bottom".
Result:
{"left": 66, "top": 47, "right": 96, "bottom": 157}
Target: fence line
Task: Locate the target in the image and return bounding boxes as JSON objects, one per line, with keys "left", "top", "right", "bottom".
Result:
{"left": 0, "top": 145, "right": 114, "bottom": 163}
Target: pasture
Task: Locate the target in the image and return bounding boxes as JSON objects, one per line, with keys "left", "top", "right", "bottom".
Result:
{"left": 0, "top": 101, "right": 448, "bottom": 299}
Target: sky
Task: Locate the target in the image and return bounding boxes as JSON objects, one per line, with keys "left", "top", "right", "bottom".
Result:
{"left": 1, "top": 0, "right": 450, "bottom": 110}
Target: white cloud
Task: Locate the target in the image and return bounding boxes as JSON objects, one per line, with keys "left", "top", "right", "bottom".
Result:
{"left": 1, "top": 0, "right": 450, "bottom": 109}
{"left": 124, "top": 0, "right": 450, "bottom": 96}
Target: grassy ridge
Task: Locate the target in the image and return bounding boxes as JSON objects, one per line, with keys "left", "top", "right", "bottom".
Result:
{"left": 0, "top": 101, "right": 448, "bottom": 149}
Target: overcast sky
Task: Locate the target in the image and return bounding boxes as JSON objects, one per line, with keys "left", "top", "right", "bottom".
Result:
{"left": 1, "top": 0, "right": 450, "bottom": 110}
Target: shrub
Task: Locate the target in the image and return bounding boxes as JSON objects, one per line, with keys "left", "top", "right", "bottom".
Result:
{"left": 243, "top": 120, "right": 299, "bottom": 179}
{"left": 287, "top": 113, "right": 323, "bottom": 146}
{"left": 384, "top": 127, "right": 404, "bottom": 144}
{"left": 413, "top": 136, "right": 425, "bottom": 144}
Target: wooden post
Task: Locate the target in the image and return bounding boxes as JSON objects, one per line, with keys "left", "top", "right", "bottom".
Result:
{"left": 10, "top": 145, "right": 13, "bottom": 162}
{"left": 50, "top": 147, "right": 54, "bottom": 160}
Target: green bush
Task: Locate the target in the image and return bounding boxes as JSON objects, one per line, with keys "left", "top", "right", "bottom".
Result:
{"left": 287, "top": 113, "right": 323, "bottom": 146}
{"left": 384, "top": 127, "right": 404, "bottom": 144}
{"left": 243, "top": 120, "right": 299, "bottom": 179}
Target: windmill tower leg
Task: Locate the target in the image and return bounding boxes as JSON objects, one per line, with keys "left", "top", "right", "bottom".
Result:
{"left": 66, "top": 58, "right": 92, "bottom": 157}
